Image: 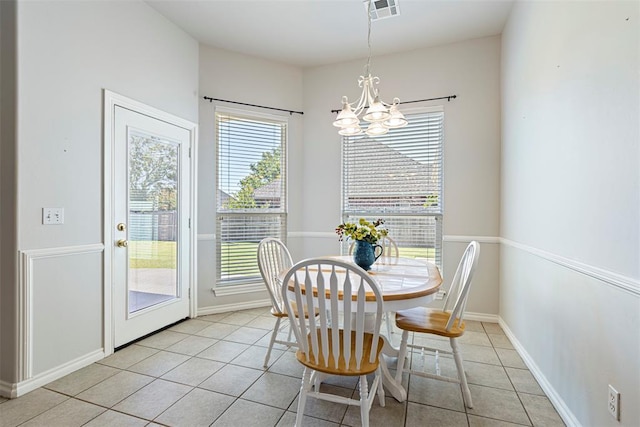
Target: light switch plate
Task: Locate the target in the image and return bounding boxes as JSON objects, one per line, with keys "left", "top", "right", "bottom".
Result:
{"left": 42, "top": 208, "right": 64, "bottom": 225}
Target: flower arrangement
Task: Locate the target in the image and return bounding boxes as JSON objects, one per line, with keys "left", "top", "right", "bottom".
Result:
{"left": 335, "top": 218, "right": 388, "bottom": 244}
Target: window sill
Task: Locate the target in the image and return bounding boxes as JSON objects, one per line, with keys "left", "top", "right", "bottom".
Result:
{"left": 212, "top": 282, "right": 266, "bottom": 297}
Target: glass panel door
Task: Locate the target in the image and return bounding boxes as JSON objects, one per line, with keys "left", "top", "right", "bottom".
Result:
{"left": 113, "top": 104, "right": 191, "bottom": 348}
{"left": 128, "top": 130, "right": 179, "bottom": 313}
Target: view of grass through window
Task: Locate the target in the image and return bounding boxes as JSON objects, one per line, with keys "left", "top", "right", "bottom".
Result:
{"left": 129, "top": 241, "right": 433, "bottom": 271}
{"left": 215, "top": 111, "right": 287, "bottom": 286}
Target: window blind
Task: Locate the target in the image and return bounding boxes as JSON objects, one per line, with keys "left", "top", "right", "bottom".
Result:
{"left": 342, "top": 109, "right": 443, "bottom": 266}
{"left": 215, "top": 110, "right": 287, "bottom": 286}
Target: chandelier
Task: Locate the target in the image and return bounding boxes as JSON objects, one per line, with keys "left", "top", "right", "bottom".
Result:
{"left": 332, "top": 0, "right": 407, "bottom": 137}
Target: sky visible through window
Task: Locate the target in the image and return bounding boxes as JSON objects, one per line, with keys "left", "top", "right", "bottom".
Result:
{"left": 218, "top": 118, "right": 282, "bottom": 196}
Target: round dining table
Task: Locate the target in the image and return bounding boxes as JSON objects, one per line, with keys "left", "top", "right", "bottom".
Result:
{"left": 281, "top": 255, "right": 443, "bottom": 402}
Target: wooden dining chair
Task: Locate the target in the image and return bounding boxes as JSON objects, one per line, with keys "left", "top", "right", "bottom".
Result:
{"left": 394, "top": 241, "right": 480, "bottom": 408}
{"left": 349, "top": 235, "right": 399, "bottom": 336}
{"left": 281, "top": 258, "right": 386, "bottom": 427}
{"left": 257, "top": 238, "right": 299, "bottom": 368}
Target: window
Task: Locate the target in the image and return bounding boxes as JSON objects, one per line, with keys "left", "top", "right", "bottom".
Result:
{"left": 215, "top": 109, "right": 287, "bottom": 287}
{"left": 341, "top": 107, "right": 443, "bottom": 266}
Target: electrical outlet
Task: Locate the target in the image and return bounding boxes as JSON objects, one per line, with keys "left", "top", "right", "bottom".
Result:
{"left": 608, "top": 384, "right": 620, "bottom": 421}
{"left": 42, "top": 208, "right": 64, "bottom": 225}
{"left": 435, "top": 290, "right": 447, "bottom": 300}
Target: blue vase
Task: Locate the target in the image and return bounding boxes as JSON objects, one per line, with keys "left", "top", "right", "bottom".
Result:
{"left": 353, "top": 240, "right": 383, "bottom": 271}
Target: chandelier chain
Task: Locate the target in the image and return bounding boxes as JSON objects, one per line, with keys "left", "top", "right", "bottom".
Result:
{"left": 332, "top": 0, "right": 408, "bottom": 136}
{"left": 365, "top": 0, "right": 372, "bottom": 76}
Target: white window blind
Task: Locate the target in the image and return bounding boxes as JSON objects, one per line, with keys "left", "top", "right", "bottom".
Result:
{"left": 215, "top": 109, "right": 287, "bottom": 287}
{"left": 342, "top": 108, "right": 443, "bottom": 266}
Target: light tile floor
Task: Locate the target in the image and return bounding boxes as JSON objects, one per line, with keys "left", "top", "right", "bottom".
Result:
{"left": 0, "top": 307, "right": 566, "bottom": 426}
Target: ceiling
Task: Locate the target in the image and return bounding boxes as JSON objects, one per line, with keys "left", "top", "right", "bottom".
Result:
{"left": 145, "top": 0, "right": 515, "bottom": 68}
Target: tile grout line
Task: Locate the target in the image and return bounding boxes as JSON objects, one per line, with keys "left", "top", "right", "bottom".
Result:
{"left": 6, "top": 311, "right": 564, "bottom": 427}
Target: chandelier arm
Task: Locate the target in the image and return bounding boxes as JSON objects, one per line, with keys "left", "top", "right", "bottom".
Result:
{"left": 365, "top": 81, "right": 377, "bottom": 108}
{"left": 333, "top": 0, "right": 409, "bottom": 133}
{"left": 351, "top": 86, "right": 369, "bottom": 116}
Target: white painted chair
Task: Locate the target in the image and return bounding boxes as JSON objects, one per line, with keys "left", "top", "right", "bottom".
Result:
{"left": 394, "top": 241, "right": 480, "bottom": 409}
{"left": 282, "top": 258, "right": 386, "bottom": 427}
{"left": 349, "top": 235, "right": 399, "bottom": 336}
{"left": 257, "top": 238, "right": 302, "bottom": 368}
{"left": 377, "top": 235, "right": 399, "bottom": 261}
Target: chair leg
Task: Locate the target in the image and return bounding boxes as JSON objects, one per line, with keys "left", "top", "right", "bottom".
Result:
{"left": 359, "top": 375, "right": 370, "bottom": 427}
{"left": 296, "top": 368, "right": 312, "bottom": 427}
{"left": 263, "top": 317, "right": 282, "bottom": 368}
{"left": 376, "top": 366, "right": 386, "bottom": 407}
{"left": 310, "top": 370, "right": 322, "bottom": 392}
{"left": 286, "top": 318, "right": 293, "bottom": 342}
{"left": 385, "top": 311, "right": 393, "bottom": 337}
{"left": 395, "top": 330, "right": 410, "bottom": 384}
{"left": 451, "top": 338, "right": 473, "bottom": 408}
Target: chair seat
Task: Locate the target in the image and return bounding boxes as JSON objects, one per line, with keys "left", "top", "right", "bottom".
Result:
{"left": 296, "top": 329, "right": 384, "bottom": 376}
{"left": 271, "top": 302, "right": 319, "bottom": 319}
{"left": 395, "top": 307, "right": 465, "bottom": 338}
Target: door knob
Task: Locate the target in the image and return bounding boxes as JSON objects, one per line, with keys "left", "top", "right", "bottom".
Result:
{"left": 116, "top": 239, "right": 128, "bottom": 248}
{"left": 117, "top": 223, "right": 127, "bottom": 231}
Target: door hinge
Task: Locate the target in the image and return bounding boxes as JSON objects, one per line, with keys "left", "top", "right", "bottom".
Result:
{"left": 188, "top": 288, "right": 191, "bottom": 299}
{"left": 189, "top": 147, "right": 192, "bottom": 158}
{"left": 188, "top": 218, "right": 191, "bottom": 228}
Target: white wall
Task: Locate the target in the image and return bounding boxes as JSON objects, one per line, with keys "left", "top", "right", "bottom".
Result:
{"left": 5, "top": 5, "right": 504, "bottom": 395}
{"left": 4, "top": 0, "right": 199, "bottom": 394}
{"left": 195, "top": 37, "right": 502, "bottom": 318}
{"left": 301, "top": 36, "right": 503, "bottom": 316}
{"left": 500, "top": 1, "right": 640, "bottom": 425}
{"left": 0, "top": 0, "right": 19, "bottom": 385}
{"left": 11, "top": 7, "right": 636, "bottom": 424}
{"left": 197, "top": 45, "right": 304, "bottom": 311}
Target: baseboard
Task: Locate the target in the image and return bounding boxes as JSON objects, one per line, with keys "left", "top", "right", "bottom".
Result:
{"left": 498, "top": 317, "right": 581, "bottom": 427}
{"left": 464, "top": 311, "right": 499, "bottom": 323}
{"left": 198, "top": 299, "right": 271, "bottom": 316}
{"left": 0, "top": 349, "right": 104, "bottom": 399}
{"left": 0, "top": 380, "right": 18, "bottom": 399}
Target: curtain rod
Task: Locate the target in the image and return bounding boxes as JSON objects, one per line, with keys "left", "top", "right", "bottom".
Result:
{"left": 330, "top": 94, "right": 457, "bottom": 113}
{"left": 203, "top": 96, "right": 304, "bottom": 116}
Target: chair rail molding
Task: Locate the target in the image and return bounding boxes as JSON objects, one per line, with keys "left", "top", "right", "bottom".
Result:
{"left": 290, "top": 232, "right": 502, "bottom": 244}
{"left": 501, "top": 238, "right": 640, "bottom": 297}
{"left": 18, "top": 244, "right": 104, "bottom": 382}
{"left": 266, "top": 233, "right": 639, "bottom": 295}
{"left": 443, "top": 235, "right": 500, "bottom": 244}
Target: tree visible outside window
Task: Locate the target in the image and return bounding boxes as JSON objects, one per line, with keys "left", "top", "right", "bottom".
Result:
{"left": 224, "top": 147, "right": 282, "bottom": 209}
{"left": 128, "top": 133, "right": 179, "bottom": 269}
{"left": 215, "top": 110, "right": 287, "bottom": 287}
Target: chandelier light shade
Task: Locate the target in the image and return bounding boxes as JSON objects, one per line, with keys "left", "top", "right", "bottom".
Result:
{"left": 333, "top": 1, "right": 407, "bottom": 136}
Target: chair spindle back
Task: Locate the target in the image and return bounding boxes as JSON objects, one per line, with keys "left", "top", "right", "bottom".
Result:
{"left": 257, "top": 238, "right": 293, "bottom": 315}
{"left": 442, "top": 241, "right": 480, "bottom": 331}
{"left": 282, "top": 258, "right": 384, "bottom": 370}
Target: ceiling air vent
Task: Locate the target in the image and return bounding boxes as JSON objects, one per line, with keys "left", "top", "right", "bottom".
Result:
{"left": 366, "top": 0, "right": 400, "bottom": 21}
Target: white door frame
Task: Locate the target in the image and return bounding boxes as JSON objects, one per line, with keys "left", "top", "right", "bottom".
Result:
{"left": 103, "top": 89, "right": 198, "bottom": 355}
